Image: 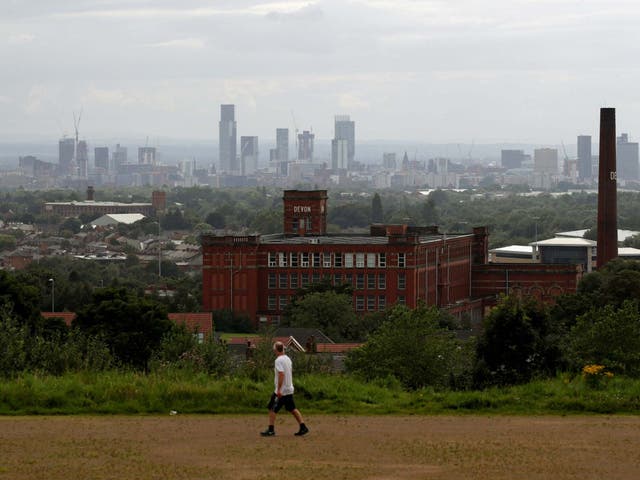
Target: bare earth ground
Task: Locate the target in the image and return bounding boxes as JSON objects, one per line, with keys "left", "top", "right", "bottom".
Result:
{"left": 1, "top": 415, "right": 640, "bottom": 480}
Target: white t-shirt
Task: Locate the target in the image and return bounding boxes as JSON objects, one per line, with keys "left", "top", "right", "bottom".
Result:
{"left": 274, "top": 354, "right": 294, "bottom": 395}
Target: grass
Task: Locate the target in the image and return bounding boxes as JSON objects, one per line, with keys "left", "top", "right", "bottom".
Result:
{"left": 1, "top": 371, "right": 640, "bottom": 415}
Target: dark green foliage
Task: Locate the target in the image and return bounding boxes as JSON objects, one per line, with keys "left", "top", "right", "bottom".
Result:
{"left": 346, "top": 305, "right": 473, "bottom": 390}
{"left": 213, "top": 309, "right": 254, "bottom": 333}
{"left": 74, "top": 287, "right": 173, "bottom": 369}
{"left": 567, "top": 301, "right": 640, "bottom": 376}
{"left": 474, "top": 295, "right": 563, "bottom": 387}
{"left": 0, "top": 270, "right": 41, "bottom": 329}
{"left": 205, "top": 211, "right": 226, "bottom": 229}
{"left": 371, "top": 193, "right": 384, "bottom": 223}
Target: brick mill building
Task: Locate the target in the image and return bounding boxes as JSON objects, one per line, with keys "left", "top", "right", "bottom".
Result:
{"left": 201, "top": 190, "right": 583, "bottom": 327}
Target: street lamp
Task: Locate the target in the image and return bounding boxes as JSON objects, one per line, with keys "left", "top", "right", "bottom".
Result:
{"left": 48, "top": 278, "right": 55, "bottom": 312}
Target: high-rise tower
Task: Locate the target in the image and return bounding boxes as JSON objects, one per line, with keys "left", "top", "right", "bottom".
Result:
{"left": 58, "top": 138, "right": 75, "bottom": 175}
{"left": 219, "top": 104, "right": 237, "bottom": 173}
{"left": 577, "top": 135, "right": 592, "bottom": 180}
{"left": 240, "top": 136, "right": 259, "bottom": 175}
{"left": 331, "top": 115, "right": 355, "bottom": 170}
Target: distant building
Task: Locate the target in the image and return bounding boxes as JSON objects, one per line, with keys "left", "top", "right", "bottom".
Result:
{"left": 577, "top": 135, "right": 592, "bottom": 181}
{"left": 58, "top": 138, "right": 75, "bottom": 175}
{"left": 382, "top": 153, "right": 397, "bottom": 170}
{"left": 219, "top": 104, "right": 237, "bottom": 173}
{"left": 112, "top": 144, "right": 127, "bottom": 172}
{"left": 276, "top": 128, "right": 289, "bottom": 175}
{"left": 297, "top": 130, "right": 314, "bottom": 161}
{"left": 501, "top": 149, "right": 525, "bottom": 169}
{"left": 240, "top": 136, "right": 259, "bottom": 175}
{"left": 138, "top": 147, "right": 157, "bottom": 165}
{"left": 94, "top": 147, "right": 109, "bottom": 171}
{"left": 43, "top": 187, "right": 164, "bottom": 218}
{"left": 76, "top": 140, "right": 88, "bottom": 178}
{"left": 534, "top": 148, "right": 558, "bottom": 174}
{"left": 617, "top": 133, "right": 639, "bottom": 181}
{"left": 331, "top": 115, "right": 355, "bottom": 169}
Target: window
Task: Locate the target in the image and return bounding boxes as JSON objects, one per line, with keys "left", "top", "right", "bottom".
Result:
{"left": 378, "top": 253, "right": 386, "bottom": 268}
{"left": 278, "top": 252, "right": 287, "bottom": 267}
{"left": 367, "top": 274, "right": 376, "bottom": 289}
{"left": 334, "top": 253, "right": 343, "bottom": 267}
{"left": 367, "top": 295, "right": 375, "bottom": 311}
{"left": 268, "top": 295, "right": 276, "bottom": 310}
{"left": 333, "top": 273, "right": 342, "bottom": 285}
{"left": 323, "top": 253, "right": 332, "bottom": 267}
{"left": 367, "top": 253, "right": 376, "bottom": 268}
{"left": 290, "top": 273, "right": 299, "bottom": 289}
{"left": 356, "top": 273, "right": 365, "bottom": 289}
{"left": 378, "top": 295, "right": 386, "bottom": 310}
{"left": 378, "top": 273, "right": 386, "bottom": 289}
{"left": 344, "top": 253, "right": 354, "bottom": 268}
{"left": 268, "top": 273, "right": 276, "bottom": 289}
{"left": 279, "top": 273, "right": 288, "bottom": 289}
{"left": 301, "top": 252, "right": 309, "bottom": 267}
{"left": 398, "top": 273, "right": 406, "bottom": 290}
{"left": 290, "top": 252, "right": 299, "bottom": 267}
{"left": 279, "top": 295, "right": 288, "bottom": 310}
{"left": 356, "top": 296, "right": 365, "bottom": 311}
{"left": 312, "top": 272, "right": 321, "bottom": 284}
{"left": 397, "top": 295, "right": 406, "bottom": 305}
{"left": 356, "top": 253, "right": 365, "bottom": 268}
{"left": 301, "top": 273, "right": 310, "bottom": 287}
{"left": 292, "top": 219, "right": 298, "bottom": 231}
{"left": 398, "top": 253, "right": 406, "bottom": 268}
{"left": 268, "top": 252, "right": 277, "bottom": 267}
{"left": 344, "top": 274, "right": 353, "bottom": 285}
{"left": 313, "top": 253, "right": 321, "bottom": 267}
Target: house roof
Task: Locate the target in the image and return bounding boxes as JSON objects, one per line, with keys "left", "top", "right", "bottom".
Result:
{"left": 273, "top": 327, "right": 334, "bottom": 344}
{"left": 530, "top": 237, "right": 597, "bottom": 247}
{"left": 91, "top": 213, "right": 146, "bottom": 227}
{"left": 315, "top": 343, "right": 363, "bottom": 353}
{"left": 168, "top": 312, "right": 213, "bottom": 338}
{"left": 41, "top": 311, "right": 76, "bottom": 326}
{"left": 555, "top": 229, "right": 639, "bottom": 242}
{"left": 489, "top": 245, "right": 533, "bottom": 255}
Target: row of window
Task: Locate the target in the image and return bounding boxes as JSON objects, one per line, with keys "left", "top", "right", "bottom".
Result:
{"left": 268, "top": 252, "right": 406, "bottom": 268}
{"left": 267, "top": 272, "right": 406, "bottom": 290}
{"left": 267, "top": 294, "right": 406, "bottom": 312}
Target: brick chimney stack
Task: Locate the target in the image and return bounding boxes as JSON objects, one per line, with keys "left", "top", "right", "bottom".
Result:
{"left": 597, "top": 107, "right": 618, "bottom": 268}
{"left": 87, "top": 185, "right": 95, "bottom": 201}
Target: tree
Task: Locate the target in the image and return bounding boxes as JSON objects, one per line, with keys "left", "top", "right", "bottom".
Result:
{"left": 371, "top": 193, "right": 384, "bottom": 223}
{"left": 474, "top": 295, "right": 562, "bottom": 387}
{"left": 567, "top": 300, "right": 640, "bottom": 376}
{"left": 73, "top": 287, "right": 173, "bottom": 369}
{"left": 345, "top": 305, "right": 473, "bottom": 390}
{"left": 284, "top": 290, "right": 358, "bottom": 342}
{"left": 0, "top": 270, "right": 41, "bottom": 329}
{"left": 205, "top": 211, "right": 226, "bottom": 229}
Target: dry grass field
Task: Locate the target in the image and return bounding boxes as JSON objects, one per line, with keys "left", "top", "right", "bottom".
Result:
{"left": 1, "top": 415, "right": 639, "bottom": 479}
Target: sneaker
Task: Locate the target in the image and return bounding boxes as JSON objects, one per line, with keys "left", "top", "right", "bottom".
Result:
{"left": 260, "top": 429, "right": 275, "bottom": 437}
{"left": 294, "top": 425, "right": 309, "bottom": 436}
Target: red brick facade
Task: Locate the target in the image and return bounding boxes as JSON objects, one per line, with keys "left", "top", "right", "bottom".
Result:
{"left": 201, "top": 190, "right": 585, "bottom": 327}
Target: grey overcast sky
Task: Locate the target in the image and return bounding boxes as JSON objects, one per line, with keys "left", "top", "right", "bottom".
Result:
{"left": 2, "top": 0, "right": 640, "bottom": 144}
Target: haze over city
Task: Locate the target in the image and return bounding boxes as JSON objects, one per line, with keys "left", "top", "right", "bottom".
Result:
{"left": 3, "top": 0, "right": 640, "bottom": 145}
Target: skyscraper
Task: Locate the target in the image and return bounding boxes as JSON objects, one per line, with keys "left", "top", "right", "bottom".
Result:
{"left": 76, "top": 140, "right": 88, "bottom": 178}
{"left": 58, "top": 137, "right": 75, "bottom": 175}
{"left": 138, "top": 147, "right": 157, "bottom": 165}
{"left": 617, "top": 133, "right": 639, "bottom": 181}
{"left": 533, "top": 148, "right": 558, "bottom": 174}
{"left": 219, "top": 104, "right": 237, "bottom": 173}
{"left": 501, "top": 149, "right": 525, "bottom": 169}
{"left": 112, "top": 144, "right": 127, "bottom": 172}
{"left": 240, "top": 136, "right": 259, "bottom": 175}
{"left": 298, "top": 130, "right": 314, "bottom": 161}
{"left": 577, "top": 135, "right": 592, "bottom": 180}
{"left": 276, "top": 128, "right": 289, "bottom": 175}
{"left": 94, "top": 147, "right": 109, "bottom": 171}
{"left": 331, "top": 115, "right": 355, "bottom": 170}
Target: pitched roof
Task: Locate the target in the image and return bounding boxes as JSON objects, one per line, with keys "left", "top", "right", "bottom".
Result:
{"left": 168, "top": 312, "right": 213, "bottom": 338}
{"left": 41, "top": 311, "right": 76, "bottom": 326}
{"left": 272, "top": 327, "right": 334, "bottom": 344}
{"left": 315, "top": 343, "right": 363, "bottom": 353}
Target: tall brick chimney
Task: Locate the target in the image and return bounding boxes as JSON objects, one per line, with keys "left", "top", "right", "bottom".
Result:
{"left": 87, "top": 185, "right": 95, "bottom": 201}
{"left": 597, "top": 107, "right": 618, "bottom": 268}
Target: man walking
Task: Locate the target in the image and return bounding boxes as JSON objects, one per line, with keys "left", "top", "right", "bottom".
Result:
{"left": 261, "top": 341, "right": 309, "bottom": 437}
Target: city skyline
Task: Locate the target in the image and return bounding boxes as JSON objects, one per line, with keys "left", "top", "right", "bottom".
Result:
{"left": 3, "top": 1, "right": 640, "bottom": 143}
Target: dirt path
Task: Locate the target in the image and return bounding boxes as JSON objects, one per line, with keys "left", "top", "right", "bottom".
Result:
{"left": 1, "top": 415, "right": 639, "bottom": 479}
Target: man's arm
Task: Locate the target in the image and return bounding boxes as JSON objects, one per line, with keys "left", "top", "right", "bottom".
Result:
{"left": 276, "top": 371, "right": 284, "bottom": 397}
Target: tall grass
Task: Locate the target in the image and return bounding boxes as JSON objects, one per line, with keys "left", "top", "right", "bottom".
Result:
{"left": 2, "top": 371, "right": 640, "bottom": 415}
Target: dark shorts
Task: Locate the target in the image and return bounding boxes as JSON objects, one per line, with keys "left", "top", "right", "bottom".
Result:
{"left": 267, "top": 393, "right": 296, "bottom": 413}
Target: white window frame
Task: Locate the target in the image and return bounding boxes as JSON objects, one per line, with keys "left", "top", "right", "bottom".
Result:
{"left": 301, "top": 252, "right": 309, "bottom": 267}
{"left": 278, "top": 252, "right": 287, "bottom": 267}
{"left": 356, "top": 253, "right": 365, "bottom": 268}
{"left": 268, "top": 252, "right": 277, "bottom": 267}
{"left": 378, "top": 253, "right": 386, "bottom": 268}
{"left": 344, "top": 253, "right": 354, "bottom": 268}
{"left": 367, "top": 253, "right": 376, "bottom": 268}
